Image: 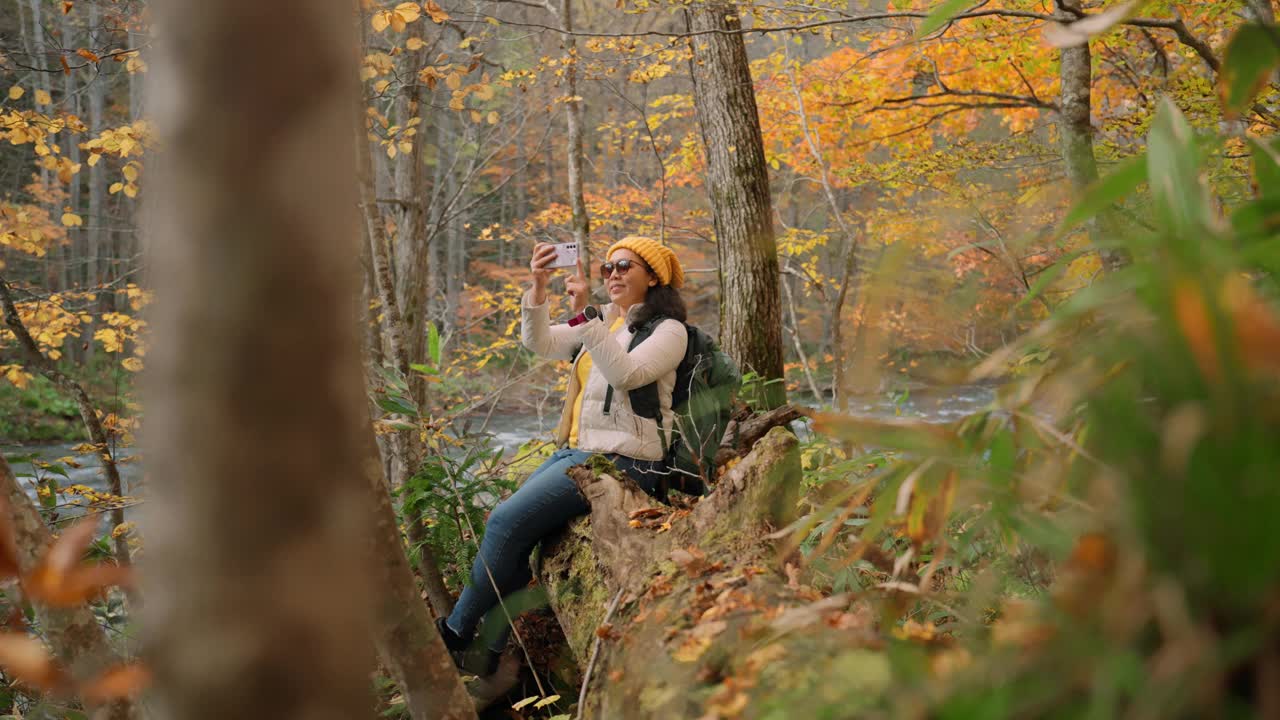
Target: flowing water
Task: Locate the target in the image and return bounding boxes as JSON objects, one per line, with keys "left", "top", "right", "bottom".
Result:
{"left": 2, "top": 383, "right": 997, "bottom": 514}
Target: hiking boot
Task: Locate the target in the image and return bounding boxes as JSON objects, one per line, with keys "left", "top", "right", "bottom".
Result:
{"left": 435, "top": 616, "right": 470, "bottom": 666}
{"left": 437, "top": 617, "right": 505, "bottom": 677}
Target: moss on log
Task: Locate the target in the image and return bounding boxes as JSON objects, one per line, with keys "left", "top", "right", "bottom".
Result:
{"left": 537, "top": 428, "right": 886, "bottom": 718}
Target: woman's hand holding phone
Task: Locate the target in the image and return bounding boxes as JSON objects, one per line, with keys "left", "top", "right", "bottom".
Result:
{"left": 529, "top": 242, "right": 558, "bottom": 305}
{"left": 531, "top": 243, "right": 590, "bottom": 313}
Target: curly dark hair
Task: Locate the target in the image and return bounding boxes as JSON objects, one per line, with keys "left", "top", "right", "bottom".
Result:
{"left": 629, "top": 281, "right": 687, "bottom": 330}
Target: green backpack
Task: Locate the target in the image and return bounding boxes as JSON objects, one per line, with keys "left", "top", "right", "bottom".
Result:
{"left": 601, "top": 317, "right": 742, "bottom": 495}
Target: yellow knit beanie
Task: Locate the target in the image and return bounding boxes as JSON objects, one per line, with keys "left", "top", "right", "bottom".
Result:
{"left": 606, "top": 236, "right": 685, "bottom": 288}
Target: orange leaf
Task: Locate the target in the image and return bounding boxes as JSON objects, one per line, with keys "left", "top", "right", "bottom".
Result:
{"left": 0, "top": 633, "right": 67, "bottom": 691}
{"left": 76, "top": 48, "right": 100, "bottom": 63}
{"left": 0, "top": 498, "right": 21, "bottom": 581}
{"left": 44, "top": 517, "right": 97, "bottom": 577}
{"left": 423, "top": 0, "right": 450, "bottom": 24}
{"left": 80, "top": 664, "right": 151, "bottom": 704}
{"left": 24, "top": 518, "right": 131, "bottom": 606}
{"left": 59, "top": 55, "right": 71, "bottom": 74}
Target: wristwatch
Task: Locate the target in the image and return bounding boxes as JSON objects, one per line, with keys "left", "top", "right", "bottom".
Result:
{"left": 568, "top": 305, "right": 600, "bottom": 327}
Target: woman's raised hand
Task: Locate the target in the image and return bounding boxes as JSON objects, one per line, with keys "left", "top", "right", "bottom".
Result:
{"left": 565, "top": 258, "right": 589, "bottom": 314}
{"left": 529, "top": 242, "right": 558, "bottom": 305}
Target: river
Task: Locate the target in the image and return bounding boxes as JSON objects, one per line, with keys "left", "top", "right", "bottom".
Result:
{"left": 2, "top": 383, "right": 996, "bottom": 515}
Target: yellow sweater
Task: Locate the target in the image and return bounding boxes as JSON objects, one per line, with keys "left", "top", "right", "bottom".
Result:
{"left": 568, "top": 316, "right": 625, "bottom": 446}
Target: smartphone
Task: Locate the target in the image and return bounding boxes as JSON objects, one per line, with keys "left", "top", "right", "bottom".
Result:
{"left": 547, "top": 242, "right": 579, "bottom": 269}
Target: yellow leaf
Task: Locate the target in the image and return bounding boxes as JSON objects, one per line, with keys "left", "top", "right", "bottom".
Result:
{"left": 374, "top": 79, "right": 391, "bottom": 94}
{"left": 470, "top": 110, "right": 481, "bottom": 123}
{"left": 511, "top": 696, "right": 539, "bottom": 711}
{"left": 474, "top": 83, "right": 495, "bottom": 101}
{"left": 121, "top": 164, "right": 139, "bottom": 182}
{"left": 487, "top": 111, "right": 499, "bottom": 124}
{"left": 398, "top": 140, "right": 413, "bottom": 154}
{"left": 406, "top": 37, "right": 425, "bottom": 51}
{"left": 60, "top": 212, "right": 82, "bottom": 227}
{"left": 394, "top": 2, "right": 421, "bottom": 22}
{"left": 386, "top": 143, "right": 397, "bottom": 159}
{"left": 7, "top": 86, "right": 23, "bottom": 100}
{"left": 122, "top": 183, "right": 137, "bottom": 198}
{"left": 533, "top": 695, "right": 561, "bottom": 709}
{"left": 121, "top": 357, "right": 143, "bottom": 372}
{"left": 371, "top": 10, "right": 391, "bottom": 32}
{"left": 86, "top": 152, "right": 100, "bottom": 167}
{"left": 34, "top": 89, "right": 51, "bottom": 105}
{"left": 446, "top": 73, "right": 462, "bottom": 90}
{"left": 390, "top": 12, "right": 406, "bottom": 32}
{"left": 108, "top": 182, "right": 123, "bottom": 195}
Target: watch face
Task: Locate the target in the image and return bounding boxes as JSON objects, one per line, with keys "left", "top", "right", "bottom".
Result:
{"left": 585, "top": 306, "right": 599, "bottom": 320}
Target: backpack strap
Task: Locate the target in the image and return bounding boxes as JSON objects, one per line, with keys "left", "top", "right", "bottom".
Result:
{"left": 601, "top": 315, "right": 668, "bottom": 420}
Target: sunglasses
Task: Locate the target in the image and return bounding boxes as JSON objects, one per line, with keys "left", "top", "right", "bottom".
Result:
{"left": 600, "top": 259, "right": 648, "bottom": 278}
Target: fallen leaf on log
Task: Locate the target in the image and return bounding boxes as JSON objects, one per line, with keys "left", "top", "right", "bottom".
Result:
{"left": 691, "top": 620, "right": 727, "bottom": 640}
{"left": 768, "top": 595, "right": 850, "bottom": 634}
{"left": 671, "top": 635, "right": 710, "bottom": 663}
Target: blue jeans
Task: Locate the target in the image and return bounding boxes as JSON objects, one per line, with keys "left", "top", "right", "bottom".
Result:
{"left": 445, "top": 448, "right": 669, "bottom": 651}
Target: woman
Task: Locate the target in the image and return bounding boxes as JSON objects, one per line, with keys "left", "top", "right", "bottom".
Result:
{"left": 436, "top": 235, "right": 689, "bottom": 673}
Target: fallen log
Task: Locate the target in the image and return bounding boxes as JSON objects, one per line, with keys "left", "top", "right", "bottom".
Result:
{"left": 538, "top": 427, "right": 885, "bottom": 719}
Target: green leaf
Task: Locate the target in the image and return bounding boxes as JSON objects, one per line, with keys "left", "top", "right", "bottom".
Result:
{"left": 1056, "top": 152, "right": 1147, "bottom": 239}
{"left": 1251, "top": 137, "right": 1280, "bottom": 197}
{"left": 408, "top": 362, "right": 438, "bottom": 375}
{"left": 375, "top": 395, "right": 418, "bottom": 417}
{"left": 1221, "top": 23, "right": 1280, "bottom": 117}
{"left": 915, "top": 0, "right": 971, "bottom": 37}
{"left": 427, "top": 322, "right": 442, "bottom": 366}
{"left": 1147, "top": 99, "right": 1211, "bottom": 239}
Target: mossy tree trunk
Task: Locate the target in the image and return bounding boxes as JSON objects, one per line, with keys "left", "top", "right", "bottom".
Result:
{"left": 538, "top": 428, "right": 881, "bottom": 719}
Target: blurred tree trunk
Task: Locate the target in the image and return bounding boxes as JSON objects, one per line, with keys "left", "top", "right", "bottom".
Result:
{"left": 1055, "top": 0, "right": 1127, "bottom": 272}
{"left": 1247, "top": 0, "right": 1276, "bottom": 24}
{"left": 0, "top": 456, "right": 134, "bottom": 720}
{"left": 685, "top": 3, "right": 785, "bottom": 408}
{"left": 142, "top": 0, "right": 376, "bottom": 717}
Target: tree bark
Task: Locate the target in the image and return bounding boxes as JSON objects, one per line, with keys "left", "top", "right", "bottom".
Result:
{"left": 0, "top": 278, "right": 131, "bottom": 568}
{"left": 559, "top": 0, "right": 591, "bottom": 279}
{"left": 86, "top": 0, "right": 106, "bottom": 357}
{"left": 538, "top": 428, "right": 869, "bottom": 719}
{"left": 359, "top": 123, "right": 456, "bottom": 619}
{"left": 141, "top": 0, "right": 376, "bottom": 717}
{"left": 685, "top": 4, "right": 786, "bottom": 408}
{"left": 359, "top": 426, "right": 478, "bottom": 720}
{"left": 0, "top": 455, "right": 134, "bottom": 720}
{"left": 1055, "top": 0, "right": 1127, "bottom": 272}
